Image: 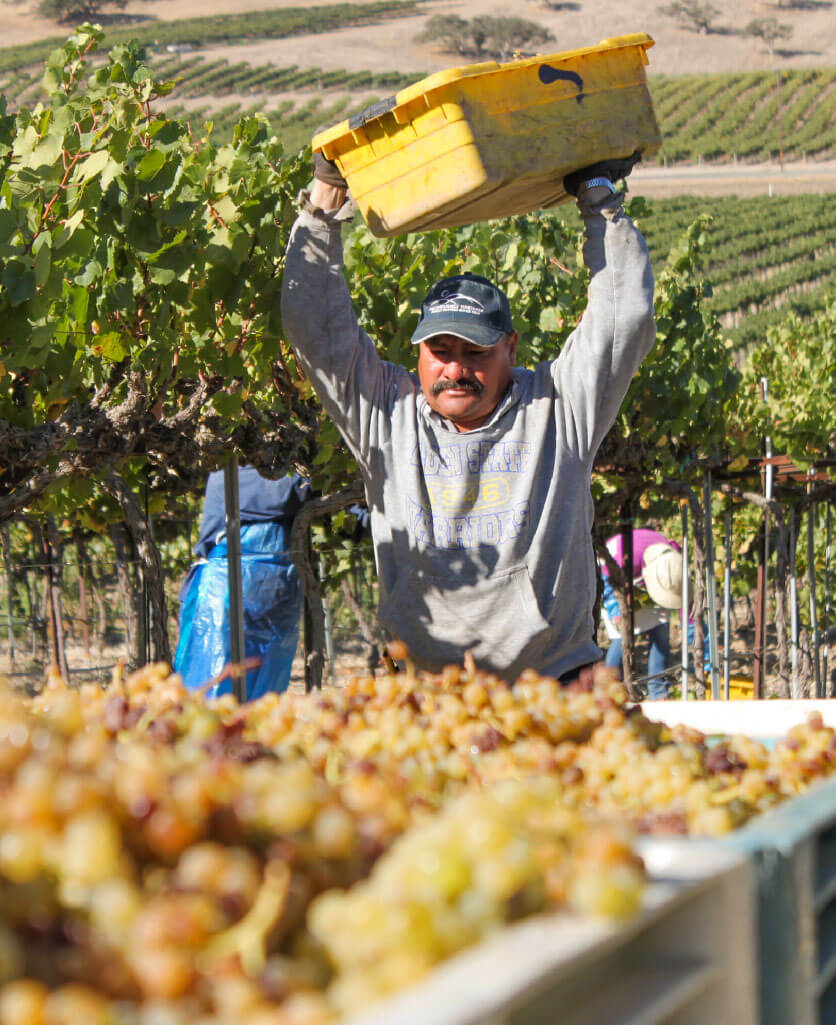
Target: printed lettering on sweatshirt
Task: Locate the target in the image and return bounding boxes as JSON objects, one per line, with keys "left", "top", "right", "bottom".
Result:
{"left": 408, "top": 438, "right": 532, "bottom": 550}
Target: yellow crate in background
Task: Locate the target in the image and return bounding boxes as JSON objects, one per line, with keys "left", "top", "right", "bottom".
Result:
{"left": 313, "top": 33, "right": 662, "bottom": 237}
{"left": 728, "top": 676, "right": 755, "bottom": 700}
{"left": 689, "top": 676, "right": 755, "bottom": 700}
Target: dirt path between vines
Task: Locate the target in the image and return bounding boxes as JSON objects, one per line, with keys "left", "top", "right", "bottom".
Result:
{"left": 630, "top": 158, "right": 836, "bottom": 198}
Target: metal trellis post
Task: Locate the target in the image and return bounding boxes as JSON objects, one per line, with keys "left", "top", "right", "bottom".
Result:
{"left": 142, "top": 478, "right": 151, "bottom": 667}
{"left": 703, "top": 470, "right": 721, "bottom": 699}
{"left": 223, "top": 456, "right": 247, "bottom": 703}
{"left": 3, "top": 528, "right": 14, "bottom": 670}
{"left": 790, "top": 505, "right": 800, "bottom": 698}
{"left": 319, "top": 559, "right": 334, "bottom": 684}
{"left": 825, "top": 501, "right": 832, "bottom": 696}
{"left": 681, "top": 501, "right": 690, "bottom": 700}
{"left": 303, "top": 524, "right": 315, "bottom": 694}
{"left": 620, "top": 502, "right": 635, "bottom": 689}
{"left": 759, "top": 378, "right": 774, "bottom": 700}
{"left": 723, "top": 506, "right": 732, "bottom": 701}
{"left": 808, "top": 473, "right": 822, "bottom": 698}
{"left": 76, "top": 533, "right": 90, "bottom": 662}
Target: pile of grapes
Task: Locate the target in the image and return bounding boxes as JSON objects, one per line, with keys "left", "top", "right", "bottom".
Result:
{"left": 0, "top": 656, "right": 833, "bottom": 1024}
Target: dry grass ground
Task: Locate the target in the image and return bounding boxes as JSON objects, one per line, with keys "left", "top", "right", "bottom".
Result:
{"left": 3, "top": 0, "right": 835, "bottom": 75}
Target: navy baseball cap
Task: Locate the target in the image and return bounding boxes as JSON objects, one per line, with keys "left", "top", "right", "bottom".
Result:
{"left": 411, "top": 272, "right": 514, "bottom": 348}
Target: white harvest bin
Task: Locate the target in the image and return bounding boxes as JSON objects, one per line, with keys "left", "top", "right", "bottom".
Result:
{"left": 638, "top": 699, "right": 836, "bottom": 739}
{"left": 344, "top": 843, "right": 756, "bottom": 1025}
{"left": 639, "top": 699, "right": 836, "bottom": 1025}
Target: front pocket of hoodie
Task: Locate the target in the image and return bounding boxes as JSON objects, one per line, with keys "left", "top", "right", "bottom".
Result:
{"left": 379, "top": 565, "right": 551, "bottom": 674}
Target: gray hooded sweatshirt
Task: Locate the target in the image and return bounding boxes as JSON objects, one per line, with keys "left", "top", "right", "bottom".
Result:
{"left": 281, "top": 193, "right": 656, "bottom": 682}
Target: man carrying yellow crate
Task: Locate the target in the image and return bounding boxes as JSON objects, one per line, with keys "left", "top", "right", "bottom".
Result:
{"left": 281, "top": 153, "right": 654, "bottom": 686}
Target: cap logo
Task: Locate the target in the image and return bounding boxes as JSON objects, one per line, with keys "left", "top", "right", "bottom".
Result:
{"left": 428, "top": 292, "right": 485, "bottom": 317}
{"left": 411, "top": 272, "right": 513, "bottom": 347}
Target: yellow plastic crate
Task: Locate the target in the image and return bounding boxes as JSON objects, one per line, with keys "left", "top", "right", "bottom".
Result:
{"left": 692, "top": 676, "right": 754, "bottom": 700}
{"left": 728, "top": 676, "right": 755, "bottom": 700}
{"left": 313, "top": 33, "right": 662, "bottom": 237}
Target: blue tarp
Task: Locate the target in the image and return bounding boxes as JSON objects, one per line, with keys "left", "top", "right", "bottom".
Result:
{"left": 174, "top": 469, "right": 309, "bottom": 701}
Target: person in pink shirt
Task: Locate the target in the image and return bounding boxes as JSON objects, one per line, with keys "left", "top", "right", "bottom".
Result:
{"left": 600, "top": 528, "right": 683, "bottom": 698}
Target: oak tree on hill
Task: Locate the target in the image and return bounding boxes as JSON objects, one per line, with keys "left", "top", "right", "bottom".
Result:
{"left": 3, "top": 0, "right": 147, "bottom": 25}
{"left": 656, "top": 1, "right": 721, "bottom": 34}
{"left": 416, "top": 14, "right": 555, "bottom": 61}
{"left": 745, "top": 18, "right": 794, "bottom": 55}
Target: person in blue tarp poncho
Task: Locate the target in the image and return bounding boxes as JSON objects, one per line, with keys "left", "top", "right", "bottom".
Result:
{"left": 174, "top": 467, "right": 311, "bottom": 700}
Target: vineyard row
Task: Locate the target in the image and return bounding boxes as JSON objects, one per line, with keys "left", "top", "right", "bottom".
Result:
{"left": 549, "top": 193, "right": 835, "bottom": 345}
{"left": 651, "top": 69, "right": 836, "bottom": 160}
{"left": 631, "top": 193, "right": 836, "bottom": 345}
{"left": 0, "top": 52, "right": 833, "bottom": 350}
{"left": 2, "top": 60, "right": 834, "bottom": 165}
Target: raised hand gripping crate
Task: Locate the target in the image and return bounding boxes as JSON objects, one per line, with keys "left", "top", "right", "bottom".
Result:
{"left": 312, "top": 33, "right": 662, "bottom": 237}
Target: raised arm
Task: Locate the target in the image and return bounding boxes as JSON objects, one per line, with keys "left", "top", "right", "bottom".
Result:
{"left": 552, "top": 159, "right": 656, "bottom": 460}
{"left": 280, "top": 173, "right": 409, "bottom": 466}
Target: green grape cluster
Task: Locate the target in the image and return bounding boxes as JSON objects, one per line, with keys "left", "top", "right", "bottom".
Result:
{"left": 309, "top": 779, "right": 643, "bottom": 1015}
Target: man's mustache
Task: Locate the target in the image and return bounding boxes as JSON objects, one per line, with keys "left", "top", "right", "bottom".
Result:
{"left": 431, "top": 377, "right": 484, "bottom": 397}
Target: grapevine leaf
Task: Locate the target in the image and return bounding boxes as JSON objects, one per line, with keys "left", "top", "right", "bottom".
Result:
{"left": 33, "top": 232, "right": 52, "bottom": 288}
{"left": 94, "top": 332, "right": 129, "bottom": 363}
{"left": 73, "top": 150, "right": 111, "bottom": 186}
{"left": 54, "top": 209, "right": 86, "bottom": 248}
{"left": 135, "top": 148, "right": 166, "bottom": 182}
{"left": 0, "top": 210, "right": 19, "bottom": 246}
{"left": 2, "top": 260, "right": 35, "bottom": 306}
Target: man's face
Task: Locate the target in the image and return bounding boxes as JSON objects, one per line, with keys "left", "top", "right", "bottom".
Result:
{"left": 417, "top": 332, "right": 518, "bottom": 432}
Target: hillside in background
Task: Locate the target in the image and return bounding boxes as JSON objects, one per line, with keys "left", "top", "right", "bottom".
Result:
{"left": 3, "top": 0, "right": 835, "bottom": 74}
{"left": 0, "top": 2, "right": 834, "bottom": 163}
{"left": 0, "top": 0, "right": 833, "bottom": 346}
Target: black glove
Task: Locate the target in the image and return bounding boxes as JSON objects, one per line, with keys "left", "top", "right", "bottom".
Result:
{"left": 563, "top": 151, "right": 641, "bottom": 197}
{"left": 313, "top": 151, "right": 348, "bottom": 189}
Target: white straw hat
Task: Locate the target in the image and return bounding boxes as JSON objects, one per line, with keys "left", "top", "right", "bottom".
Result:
{"left": 642, "top": 543, "right": 683, "bottom": 609}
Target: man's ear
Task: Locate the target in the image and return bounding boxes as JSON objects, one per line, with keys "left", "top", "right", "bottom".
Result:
{"left": 506, "top": 331, "right": 519, "bottom": 365}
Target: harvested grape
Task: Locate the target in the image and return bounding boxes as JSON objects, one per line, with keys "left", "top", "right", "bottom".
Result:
{"left": 0, "top": 654, "right": 833, "bottom": 1023}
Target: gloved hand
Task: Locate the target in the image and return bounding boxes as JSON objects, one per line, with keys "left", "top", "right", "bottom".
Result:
{"left": 563, "top": 151, "right": 641, "bottom": 197}
{"left": 313, "top": 151, "right": 348, "bottom": 190}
